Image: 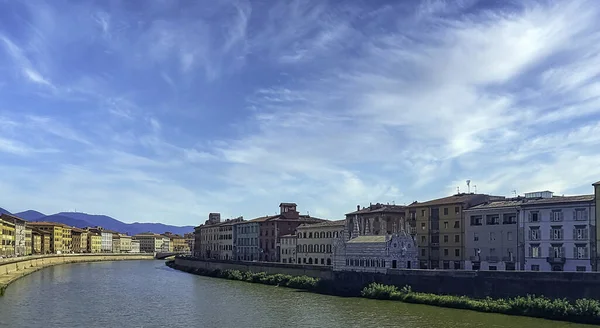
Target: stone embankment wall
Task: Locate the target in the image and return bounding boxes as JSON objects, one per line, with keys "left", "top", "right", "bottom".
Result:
{"left": 174, "top": 257, "right": 600, "bottom": 300}
{"left": 0, "top": 253, "right": 155, "bottom": 295}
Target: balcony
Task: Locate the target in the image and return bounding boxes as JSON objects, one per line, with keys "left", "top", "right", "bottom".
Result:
{"left": 502, "top": 256, "right": 515, "bottom": 262}
{"left": 430, "top": 242, "right": 440, "bottom": 247}
{"left": 486, "top": 256, "right": 499, "bottom": 263}
{"left": 547, "top": 256, "right": 566, "bottom": 264}
{"left": 469, "top": 256, "right": 480, "bottom": 262}
{"left": 430, "top": 229, "right": 440, "bottom": 234}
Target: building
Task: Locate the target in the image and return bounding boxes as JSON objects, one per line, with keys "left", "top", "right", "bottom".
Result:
{"left": 280, "top": 235, "right": 297, "bottom": 264}
{"left": 28, "top": 222, "right": 65, "bottom": 254}
{"left": 345, "top": 203, "right": 409, "bottom": 238}
{"left": 235, "top": 220, "right": 260, "bottom": 261}
{"left": 257, "top": 203, "right": 325, "bottom": 262}
{"left": 407, "top": 193, "right": 493, "bottom": 270}
{"left": 112, "top": 233, "right": 121, "bottom": 253}
{"left": 0, "top": 214, "right": 27, "bottom": 256}
{"left": 164, "top": 232, "right": 189, "bottom": 252}
{"left": 521, "top": 191, "right": 596, "bottom": 272}
{"left": 119, "top": 234, "right": 132, "bottom": 253}
{"left": 218, "top": 217, "right": 243, "bottom": 260}
{"left": 594, "top": 181, "right": 600, "bottom": 271}
{"left": 1, "top": 218, "right": 15, "bottom": 257}
{"left": 71, "top": 227, "right": 89, "bottom": 253}
{"left": 296, "top": 220, "right": 345, "bottom": 266}
{"left": 25, "top": 226, "right": 32, "bottom": 256}
{"left": 464, "top": 199, "right": 521, "bottom": 271}
{"left": 197, "top": 213, "right": 222, "bottom": 260}
{"left": 87, "top": 232, "right": 102, "bottom": 253}
{"left": 133, "top": 233, "right": 165, "bottom": 253}
{"left": 87, "top": 227, "right": 114, "bottom": 253}
{"left": 162, "top": 236, "right": 171, "bottom": 252}
{"left": 333, "top": 228, "right": 418, "bottom": 273}
{"left": 184, "top": 233, "right": 195, "bottom": 254}
{"left": 193, "top": 226, "right": 202, "bottom": 257}
{"left": 131, "top": 239, "right": 140, "bottom": 253}
{"left": 62, "top": 225, "right": 72, "bottom": 253}
{"left": 31, "top": 228, "right": 43, "bottom": 255}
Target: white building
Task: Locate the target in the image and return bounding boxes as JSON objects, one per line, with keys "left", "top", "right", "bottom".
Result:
{"left": 133, "top": 233, "right": 164, "bottom": 253}
{"left": 522, "top": 191, "right": 595, "bottom": 272}
{"left": 333, "top": 229, "right": 418, "bottom": 273}
{"left": 161, "top": 236, "right": 170, "bottom": 252}
{"left": 296, "top": 220, "right": 345, "bottom": 266}
{"left": 279, "top": 235, "right": 297, "bottom": 264}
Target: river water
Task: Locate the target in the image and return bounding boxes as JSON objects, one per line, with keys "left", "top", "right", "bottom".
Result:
{"left": 0, "top": 260, "right": 594, "bottom": 328}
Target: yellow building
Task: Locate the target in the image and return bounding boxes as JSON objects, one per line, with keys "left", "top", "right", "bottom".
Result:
{"left": 25, "top": 227, "right": 32, "bottom": 256}
{"left": 164, "top": 232, "right": 189, "bottom": 252}
{"left": 119, "top": 234, "right": 132, "bottom": 253}
{"left": 31, "top": 228, "right": 43, "bottom": 255}
{"left": 1, "top": 219, "right": 15, "bottom": 257}
{"left": 87, "top": 232, "right": 102, "bottom": 253}
{"left": 71, "top": 227, "right": 88, "bottom": 253}
{"left": 28, "top": 222, "right": 65, "bottom": 254}
{"left": 62, "top": 226, "right": 72, "bottom": 253}
{"left": 408, "top": 193, "right": 491, "bottom": 270}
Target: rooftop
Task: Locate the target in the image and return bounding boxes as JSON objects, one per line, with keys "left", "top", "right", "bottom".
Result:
{"left": 347, "top": 235, "right": 387, "bottom": 243}
{"left": 521, "top": 194, "right": 594, "bottom": 206}
{"left": 346, "top": 203, "right": 405, "bottom": 215}
{"left": 0, "top": 213, "right": 27, "bottom": 222}
{"left": 297, "top": 219, "right": 345, "bottom": 229}
{"left": 27, "top": 221, "right": 67, "bottom": 228}
{"left": 407, "top": 193, "right": 492, "bottom": 207}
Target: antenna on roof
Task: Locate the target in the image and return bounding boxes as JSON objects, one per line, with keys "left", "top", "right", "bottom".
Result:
{"left": 512, "top": 190, "right": 517, "bottom": 197}
{"left": 392, "top": 200, "right": 395, "bottom": 205}
{"left": 473, "top": 185, "right": 477, "bottom": 193}
{"left": 457, "top": 186, "right": 460, "bottom": 194}
{"left": 466, "top": 180, "right": 471, "bottom": 193}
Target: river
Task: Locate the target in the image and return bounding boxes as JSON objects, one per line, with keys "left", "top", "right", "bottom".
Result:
{"left": 0, "top": 260, "right": 594, "bottom": 328}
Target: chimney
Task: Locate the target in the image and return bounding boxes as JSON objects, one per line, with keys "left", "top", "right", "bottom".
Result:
{"left": 357, "top": 205, "right": 360, "bottom": 211}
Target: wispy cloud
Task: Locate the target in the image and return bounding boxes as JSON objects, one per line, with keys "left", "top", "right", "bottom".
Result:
{"left": 0, "top": 35, "right": 54, "bottom": 88}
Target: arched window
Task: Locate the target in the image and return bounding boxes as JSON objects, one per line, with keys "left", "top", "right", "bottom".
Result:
{"left": 327, "top": 244, "right": 332, "bottom": 253}
{"left": 308, "top": 245, "right": 313, "bottom": 253}
{"left": 327, "top": 258, "right": 332, "bottom": 265}
{"left": 327, "top": 231, "right": 332, "bottom": 238}
{"left": 320, "top": 232, "right": 325, "bottom": 238}
{"left": 303, "top": 232, "right": 307, "bottom": 238}
{"left": 309, "top": 232, "right": 313, "bottom": 238}
{"left": 334, "top": 231, "right": 338, "bottom": 238}
{"left": 303, "top": 244, "right": 307, "bottom": 253}
{"left": 308, "top": 258, "right": 313, "bottom": 264}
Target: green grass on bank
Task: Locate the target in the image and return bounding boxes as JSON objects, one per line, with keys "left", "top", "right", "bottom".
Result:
{"left": 361, "top": 283, "right": 600, "bottom": 324}
{"left": 167, "top": 260, "right": 600, "bottom": 325}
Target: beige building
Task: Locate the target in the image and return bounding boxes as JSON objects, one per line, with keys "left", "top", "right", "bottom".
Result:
{"left": 87, "top": 232, "right": 102, "bottom": 253}
{"left": 131, "top": 239, "right": 140, "bottom": 253}
{"left": 112, "top": 233, "right": 121, "bottom": 253}
{"left": 296, "top": 220, "right": 345, "bottom": 266}
{"left": 133, "top": 233, "right": 165, "bottom": 253}
{"left": 197, "top": 213, "right": 222, "bottom": 260}
{"left": 25, "top": 227, "right": 32, "bottom": 256}
{"left": 1, "top": 219, "right": 15, "bottom": 257}
{"left": 0, "top": 214, "right": 27, "bottom": 256}
{"left": 28, "top": 222, "right": 65, "bottom": 254}
{"left": 280, "top": 235, "right": 297, "bottom": 264}
{"left": 219, "top": 217, "right": 243, "bottom": 260}
{"left": 119, "top": 234, "right": 132, "bottom": 253}
{"left": 164, "top": 232, "right": 189, "bottom": 252}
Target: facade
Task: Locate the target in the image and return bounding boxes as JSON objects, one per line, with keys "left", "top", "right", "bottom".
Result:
{"left": 464, "top": 199, "right": 521, "bottom": 271}
{"left": 1, "top": 219, "right": 15, "bottom": 257}
{"left": 218, "top": 217, "right": 243, "bottom": 260}
{"left": 71, "top": 227, "right": 89, "bottom": 253}
{"left": 595, "top": 181, "right": 600, "bottom": 271}
{"left": 345, "top": 203, "right": 409, "bottom": 238}
{"left": 112, "top": 234, "right": 121, "bottom": 253}
{"left": 31, "top": 228, "right": 43, "bottom": 254}
{"left": 296, "top": 220, "right": 345, "bottom": 266}
{"left": 184, "top": 233, "right": 195, "bottom": 254}
{"left": 119, "top": 234, "right": 132, "bottom": 253}
{"left": 164, "top": 232, "right": 189, "bottom": 252}
{"left": 133, "top": 233, "right": 165, "bottom": 253}
{"left": 28, "top": 222, "right": 65, "bottom": 254}
{"left": 407, "top": 194, "right": 493, "bottom": 270}
{"left": 257, "top": 203, "right": 325, "bottom": 262}
{"left": 333, "top": 229, "right": 418, "bottom": 273}
{"left": 162, "top": 236, "right": 171, "bottom": 252}
{"left": 521, "top": 192, "right": 596, "bottom": 272}
{"left": 197, "top": 213, "right": 222, "bottom": 259}
{"left": 87, "top": 232, "right": 102, "bottom": 253}
{"left": 131, "top": 239, "right": 140, "bottom": 253}
{"left": 0, "top": 214, "right": 27, "bottom": 256}
{"left": 235, "top": 221, "right": 260, "bottom": 261}
{"left": 280, "top": 235, "right": 297, "bottom": 264}
{"left": 193, "top": 226, "right": 202, "bottom": 257}
{"left": 25, "top": 227, "right": 32, "bottom": 255}
{"left": 62, "top": 226, "right": 72, "bottom": 253}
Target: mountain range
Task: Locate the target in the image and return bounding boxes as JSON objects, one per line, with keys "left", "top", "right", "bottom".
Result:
{"left": 1, "top": 208, "right": 194, "bottom": 236}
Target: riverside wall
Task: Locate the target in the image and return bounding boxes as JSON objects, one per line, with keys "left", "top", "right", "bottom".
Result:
{"left": 0, "top": 253, "right": 155, "bottom": 295}
{"left": 174, "top": 257, "right": 600, "bottom": 300}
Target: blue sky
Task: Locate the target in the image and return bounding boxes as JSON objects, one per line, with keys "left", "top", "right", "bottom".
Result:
{"left": 1, "top": 0, "right": 600, "bottom": 226}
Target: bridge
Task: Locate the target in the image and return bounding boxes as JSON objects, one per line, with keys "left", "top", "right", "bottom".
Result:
{"left": 155, "top": 252, "right": 190, "bottom": 259}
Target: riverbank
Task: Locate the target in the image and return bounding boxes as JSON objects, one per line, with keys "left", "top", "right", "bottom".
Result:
{"left": 167, "top": 260, "right": 600, "bottom": 325}
{"left": 0, "top": 254, "right": 155, "bottom": 296}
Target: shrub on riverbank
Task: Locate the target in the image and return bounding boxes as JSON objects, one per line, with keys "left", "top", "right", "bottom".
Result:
{"left": 361, "top": 283, "right": 600, "bottom": 324}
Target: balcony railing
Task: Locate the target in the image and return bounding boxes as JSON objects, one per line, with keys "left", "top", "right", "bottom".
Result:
{"left": 486, "top": 256, "right": 499, "bottom": 263}
{"left": 469, "top": 256, "right": 480, "bottom": 261}
{"left": 546, "top": 256, "right": 566, "bottom": 264}
{"left": 430, "top": 242, "right": 440, "bottom": 247}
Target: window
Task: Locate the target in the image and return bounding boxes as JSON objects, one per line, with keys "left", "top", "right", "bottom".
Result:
{"left": 574, "top": 226, "right": 588, "bottom": 240}
{"left": 470, "top": 216, "right": 482, "bottom": 226}
{"left": 575, "top": 209, "right": 587, "bottom": 221}
{"left": 551, "top": 245, "right": 564, "bottom": 258}
{"left": 444, "top": 221, "right": 448, "bottom": 229}
{"left": 575, "top": 245, "right": 588, "bottom": 259}
{"left": 551, "top": 210, "right": 562, "bottom": 222}
{"left": 507, "top": 232, "right": 513, "bottom": 241}
{"left": 444, "top": 208, "right": 448, "bottom": 215}
{"left": 454, "top": 221, "right": 459, "bottom": 228}
{"left": 443, "top": 235, "right": 448, "bottom": 243}
{"left": 486, "top": 215, "right": 500, "bottom": 225}
{"left": 530, "top": 244, "right": 540, "bottom": 258}
{"left": 455, "top": 206, "right": 460, "bottom": 214}
{"left": 454, "top": 235, "right": 460, "bottom": 243}
{"left": 421, "top": 223, "right": 426, "bottom": 230}
{"left": 551, "top": 227, "right": 563, "bottom": 241}
{"left": 531, "top": 265, "right": 540, "bottom": 271}
{"left": 529, "top": 212, "right": 539, "bottom": 222}
{"left": 473, "top": 233, "right": 480, "bottom": 242}
{"left": 489, "top": 232, "right": 496, "bottom": 241}
{"left": 421, "top": 236, "right": 426, "bottom": 243}
{"left": 529, "top": 227, "right": 541, "bottom": 241}
{"left": 444, "top": 249, "right": 449, "bottom": 256}
{"left": 421, "top": 209, "right": 426, "bottom": 216}
{"left": 455, "top": 249, "right": 460, "bottom": 257}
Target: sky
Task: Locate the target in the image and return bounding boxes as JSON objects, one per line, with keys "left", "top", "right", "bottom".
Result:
{"left": 1, "top": 0, "right": 600, "bottom": 227}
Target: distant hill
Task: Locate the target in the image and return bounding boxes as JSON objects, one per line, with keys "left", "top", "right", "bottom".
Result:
{"left": 0, "top": 207, "right": 195, "bottom": 235}
{"left": 14, "top": 210, "right": 46, "bottom": 221}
